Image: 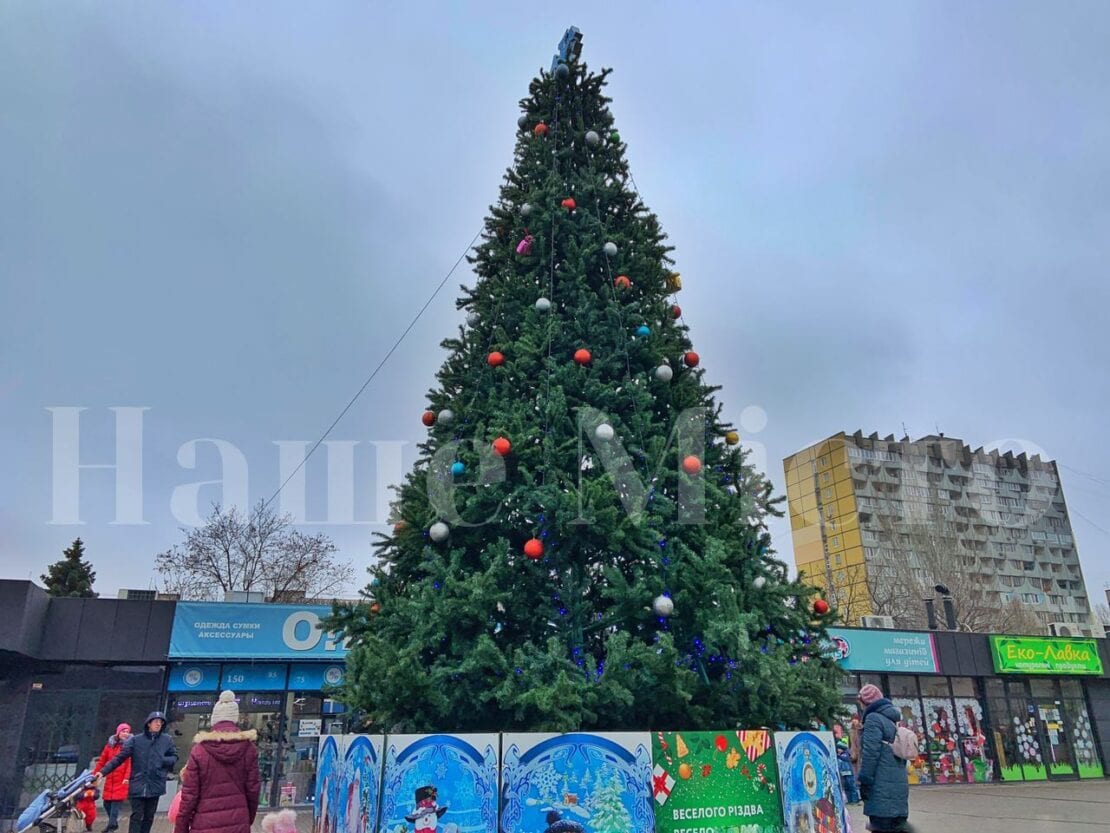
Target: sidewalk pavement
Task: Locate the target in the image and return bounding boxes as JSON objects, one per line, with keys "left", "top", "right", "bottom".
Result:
{"left": 848, "top": 779, "right": 1110, "bottom": 832}
{"left": 125, "top": 779, "right": 1110, "bottom": 833}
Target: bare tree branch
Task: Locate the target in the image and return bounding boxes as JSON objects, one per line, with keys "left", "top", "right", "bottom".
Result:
{"left": 155, "top": 501, "right": 354, "bottom": 601}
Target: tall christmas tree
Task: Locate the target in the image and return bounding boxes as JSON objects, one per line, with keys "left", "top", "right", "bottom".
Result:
{"left": 332, "top": 31, "right": 841, "bottom": 733}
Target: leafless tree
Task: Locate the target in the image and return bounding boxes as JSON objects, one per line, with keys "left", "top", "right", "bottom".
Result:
{"left": 825, "top": 511, "right": 1045, "bottom": 634}
{"left": 155, "top": 502, "right": 354, "bottom": 601}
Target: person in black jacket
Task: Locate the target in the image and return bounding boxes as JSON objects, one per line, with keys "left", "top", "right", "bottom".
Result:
{"left": 98, "top": 711, "right": 179, "bottom": 833}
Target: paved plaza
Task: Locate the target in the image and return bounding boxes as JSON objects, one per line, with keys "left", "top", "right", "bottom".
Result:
{"left": 107, "top": 779, "right": 1110, "bottom": 833}
{"left": 846, "top": 780, "right": 1110, "bottom": 832}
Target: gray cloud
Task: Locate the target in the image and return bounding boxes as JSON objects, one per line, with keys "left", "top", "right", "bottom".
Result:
{"left": 2, "top": 3, "right": 1109, "bottom": 606}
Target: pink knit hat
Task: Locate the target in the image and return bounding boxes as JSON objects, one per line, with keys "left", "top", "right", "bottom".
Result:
{"left": 859, "top": 684, "right": 884, "bottom": 705}
{"left": 116, "top": 723, "right": 132, "bottom": 735}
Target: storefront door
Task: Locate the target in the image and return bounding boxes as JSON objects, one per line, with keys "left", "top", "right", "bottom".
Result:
{"left": 1029, "top": 680, "right": 1078, "bottom": 781}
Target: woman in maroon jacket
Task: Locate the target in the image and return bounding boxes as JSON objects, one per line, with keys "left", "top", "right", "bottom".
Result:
{"left": 93, "top": 723, "right": 132, "bottom": 831}
{"left": 174, "top": 691, "right": 260, "bottom": 833}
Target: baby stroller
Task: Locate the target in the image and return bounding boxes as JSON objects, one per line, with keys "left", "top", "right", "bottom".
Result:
{"left": 16, "top": 770, "right": 96, "bottom": 833}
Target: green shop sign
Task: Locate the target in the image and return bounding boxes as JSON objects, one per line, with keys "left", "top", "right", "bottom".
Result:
{"left": 990, "top": 636, "right": 1104, "bottom": 675}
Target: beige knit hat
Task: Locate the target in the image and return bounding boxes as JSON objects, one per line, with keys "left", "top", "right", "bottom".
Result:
{"left": 211, "top": 690, "right": 240, "bottom": 725}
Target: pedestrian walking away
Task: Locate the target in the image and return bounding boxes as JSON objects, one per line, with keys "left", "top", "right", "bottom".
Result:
{"left": 174, "top": 690, "right": 260, "bottom": 833}
{"left": 94, "top": 723, "right": 133, "bottom": 831}
{"left": 856, "top": 684, "right": 911, "bottom": 832}
{"left": 98, "top": 712, "right": 178, "bottom": 833}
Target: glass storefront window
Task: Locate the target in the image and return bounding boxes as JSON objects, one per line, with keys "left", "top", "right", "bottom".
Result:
{"left": 920, "top": 678, "right": 963, "bottom": 783}
{"left": 1061, "top": 695, "right": 1103, "bottom": 779}
{"left": 889, "top": 691, "right": 932, "bottom": 784}
{"left": 1005, "top": 682, "right": 1048, "bottom": 781}
{"left": 888, "top": 676, "right": 918, "bottom": 697}
{"left": 986, "top": 693, "right": 1023, "bottom": 781}
{"left": 951, "top": 678, "right": 993, "bottom": 783}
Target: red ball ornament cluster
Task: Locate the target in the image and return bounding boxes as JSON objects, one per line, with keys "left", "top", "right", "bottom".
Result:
{"left": 561, "top": 197, "right": 577, "bottom": 211}
{"left": 683, "top": 351, "right": 700, "bottom": 368}
{"left": 488, "top": 351, "right": 505, "bottom": 367}
{"left": 671, "top": 305, "right": 682, "bottom": 319}
{"left": 421, "top": 411, "right": 436, "bottom": 427}
{"left": 492, "top": 436, "right": 512, "bottom": 457}
{"left": 533, "top": 123, "right": 548, "bottom": 137}
{"left": 523, "top": 538, "right": 544, "bottom": 560}
{"left": 573, "top": 348, "right": 592, "bottom": 365}
{"left": 813, "top": 598, "right": 830, "bottom": 616}
{"left": 682, "top": 455, "right": 702, "bottom": 475}
{"left": 614, "top": 275, "right": 632, "bottom": 290}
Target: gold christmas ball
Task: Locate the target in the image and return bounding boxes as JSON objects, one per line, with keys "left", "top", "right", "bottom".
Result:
{"left": 725, "top": 431, "right": 740, "bottom": 445}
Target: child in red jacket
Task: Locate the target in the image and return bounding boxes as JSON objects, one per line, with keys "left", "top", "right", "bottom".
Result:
{"left": 75, "top": 785, "right": 101, "bottom": 831}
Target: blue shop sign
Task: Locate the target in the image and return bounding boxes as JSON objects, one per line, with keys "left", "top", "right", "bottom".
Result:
{"left": 827, "top": 627, "right": 940, "bottom": 674}
{"left": 168, "top": 663, "right": 221, "bottom": 692}
{"left": 221, "top": 663, "right": 288, "bottom": 691}
{"left": 289, "top": 663, "right": 346, "bottom": 690}
{"left": 169, "top": 602, "right": 348, "bottom": 659}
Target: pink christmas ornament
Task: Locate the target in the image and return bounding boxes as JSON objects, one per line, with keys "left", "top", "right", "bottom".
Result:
{"left": 516, "top": 234, "right": 534, "bottom": 255}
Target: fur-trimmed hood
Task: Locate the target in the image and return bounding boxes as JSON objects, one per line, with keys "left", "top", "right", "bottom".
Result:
{"left": 192, "top": 728, "right": 258, "bottom": 744}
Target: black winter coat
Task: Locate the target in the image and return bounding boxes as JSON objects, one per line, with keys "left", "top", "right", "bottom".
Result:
{"left": 101, "top": 712, "right": 179, "bottom": 798}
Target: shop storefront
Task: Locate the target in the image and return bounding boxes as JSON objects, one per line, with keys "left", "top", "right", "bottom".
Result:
{"left": 166, "top": 602, "right": 352, "bottom": 809}
{"left": 828, "top": 627, "right": 1107, "bottom": 785}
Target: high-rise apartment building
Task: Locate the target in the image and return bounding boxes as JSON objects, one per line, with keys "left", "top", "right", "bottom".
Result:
{"left": 783, "top": 431, "right": 1099, "bottom": 634}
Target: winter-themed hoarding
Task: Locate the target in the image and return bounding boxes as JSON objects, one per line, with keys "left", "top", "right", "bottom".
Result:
{"left": 773, "top": 732, "right": 848, "bottom": 833}
{"left": 650, "top": 730, "right": 783, "bottom": 833}
{"left": 501, "top": 732, "right": 654, "bottom": 833}
{"left": 380, "top": 734, "right": 498, "bottom": 833}
{"left": 315, "top": 735, "right": 383, "bottom": 833}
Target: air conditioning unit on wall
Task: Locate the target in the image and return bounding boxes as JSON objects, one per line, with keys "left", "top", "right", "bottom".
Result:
{"left": 1049, "top": 622, "right": 1083, "bottom": 637}
{"left": 860, "top": 615, "right": 896, "bottom": 629}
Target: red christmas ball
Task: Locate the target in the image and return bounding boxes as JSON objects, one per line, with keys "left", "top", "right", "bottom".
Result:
{"left": 813, "top": 598, "right": 830, "bottom": 616}
{"left": 534, "top": 123, "right": 548, "bottom": 137}
{"left": 393, "top": 521, "right": 407, "bottom": 534}
{"left": 369, "top": 602, "right": 381, "bottom": 615}
{"left": 715, "top": 735, "right": 728, "bottom": 752}
{"left": 614, "top": 275, "right": 632, "bottom": 290}
{"left": 523, "top": 538, "right": 544, "bottom": 559}
{"left": 671, "top": 305, "right": 682, "bottom": 319}
{"left": 487, "top": 351, "right": 505, "bottom": 367}
{"left": 492, "top": 436, "right": 512, "bottom": 457}
{"left": 682, "top": 455, "right": 702, "bottom": 475}
{"left": 561, "top": 197, "right": 577, "bottom": 211}
{"left": 683, "top": 351, "right": 700, "bottom": 367}
{"left": 421, "top": 411, "right": 436, "bottom": 427}
{"left": 574, "top": 348, "right": 592, "bottom": 365}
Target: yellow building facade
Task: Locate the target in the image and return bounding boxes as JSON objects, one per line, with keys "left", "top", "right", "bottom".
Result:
{"left": 783, "top": 433, "right": 872, "bottom": 621}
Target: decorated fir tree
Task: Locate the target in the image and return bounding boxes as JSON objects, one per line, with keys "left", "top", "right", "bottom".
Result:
{"left": 331, "top": 32, "right": 841, "bottom": 733}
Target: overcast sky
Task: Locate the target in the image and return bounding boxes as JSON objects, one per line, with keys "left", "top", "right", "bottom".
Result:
{"left": 2, "top": 2, "right": 1108, "bottom": 607}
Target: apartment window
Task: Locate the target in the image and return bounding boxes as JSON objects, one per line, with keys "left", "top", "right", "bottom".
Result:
{"left": 1021, "top": 592, "right": 1044, "bottom": 605}
{"left": 823, "top": 487, "right": 833, "bottom": 500}
{"left": 830, "top": 536, "right": 841, "bottom": 548}
{"left": 821, "top": 472, "right": 831, "bottom": 483}
{"left": 819, "top": 455, "right": 829, "bottom": 466}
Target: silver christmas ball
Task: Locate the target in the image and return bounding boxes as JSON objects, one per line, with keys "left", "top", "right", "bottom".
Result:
{"left": 521, "top": 202, "right": 533, "bottom": 217}
{"left": 554, "top": 62, "right": 570, "bottom": 81}
{"left": 654, "top": 364, "right": 674, "bottom": 382}
{"left": 653, "top": 595, "right": 675, "bottom": 617}
{"left": 603, "top": 241, "right": 618, "bottom": 257}
{"left": 595, "top": 423, "right": 615, "bottom": 441}
{"left": 429, "top": 521, "right": 450, "bottom": 542}
{"left": 535, "top": 297, "right": 552, "bottom": 313}
{"left": 518, "top": 114, "right": 528, "bottom": 129}
{"left": 585, "top": 130, "right": 600, "bottom": 147}
{"left": 466, "top": 311, "right": 480, "bottom": 326}
{"left": 437, "top": 409, "right": 454, "bottom": 426}
{"left": 753, "top": 576, "right": 767, "bottom": 590}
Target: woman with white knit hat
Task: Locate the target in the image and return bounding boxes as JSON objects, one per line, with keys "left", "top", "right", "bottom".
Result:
{"left": 174, "top": 691, "right": 261, "bottom": 833}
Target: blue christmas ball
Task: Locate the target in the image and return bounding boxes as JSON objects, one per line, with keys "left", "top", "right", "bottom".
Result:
{"left": 451, "top": 461, "right": 465, "bottom": 476}
{"left": 636, "top": 325, "right": 650, "bottom": 337}
{"left": 555, "top": 62, "right": 570, "bottom": 81}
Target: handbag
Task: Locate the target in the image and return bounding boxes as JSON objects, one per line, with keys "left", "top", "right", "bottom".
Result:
{"left": 167, "top": 790, "right": 183, "bottom": 824}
